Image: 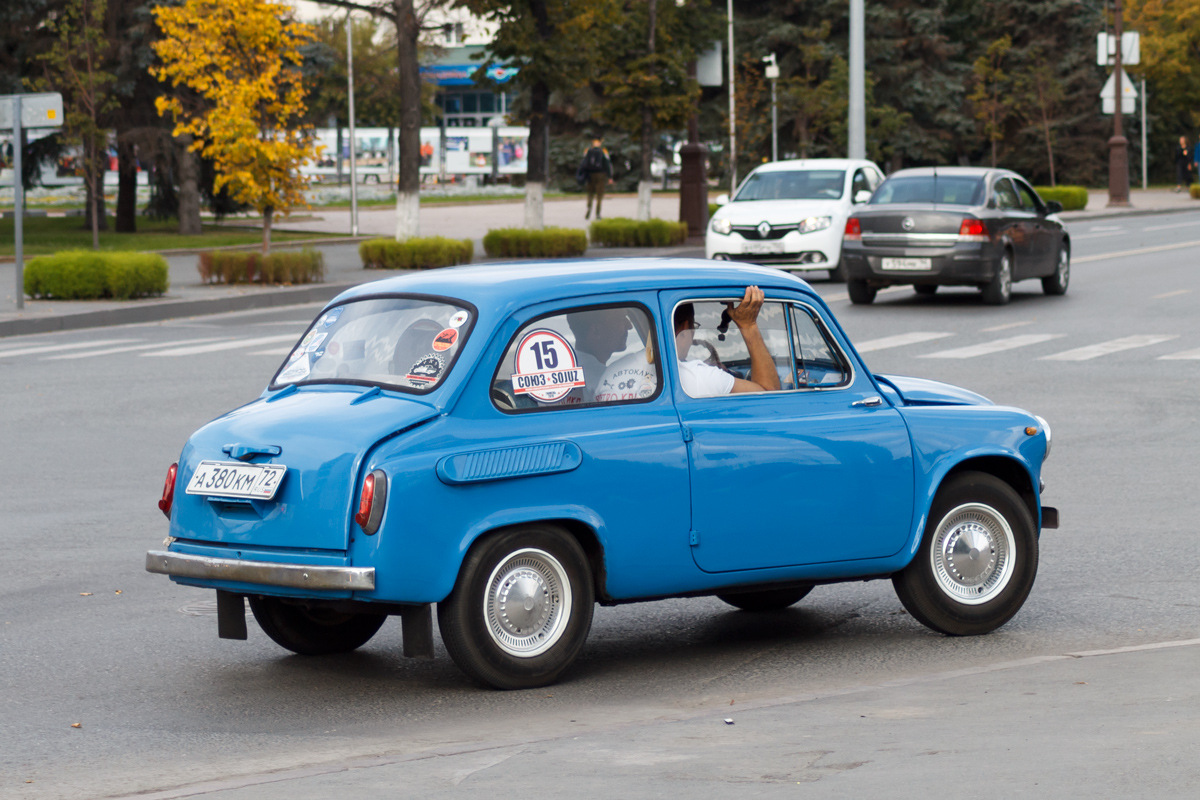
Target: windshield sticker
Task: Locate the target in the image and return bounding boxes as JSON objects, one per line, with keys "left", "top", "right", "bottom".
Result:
{"left": 512, "top": 329, "right": 586, "bottom": 403}
{"left": 277, "top": 356, "right": 311, "bottom": 384}
{"left": 327, "top": 341, "right": 340, "bottom": 356}
{"left": 432, "top": 328, "right": 458, "bottom": 351}
{"left": 320, "top": 307, "right": 344, "bottom": 328}
{"left": 448, "top": 310, "right": 468, "bottom": 328}
{"left": 406, "top": 353, "right": 444, "bottom": 386}
{"left": 304, "top": 332, "right": 328, "bottom": 353}
{"left": 286, "top": 347, "right": 305, "bottom": 363}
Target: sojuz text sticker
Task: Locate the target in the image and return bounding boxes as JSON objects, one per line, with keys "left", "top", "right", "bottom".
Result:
{"left": 511, "top": 329, "right": 585, "bottom": 403}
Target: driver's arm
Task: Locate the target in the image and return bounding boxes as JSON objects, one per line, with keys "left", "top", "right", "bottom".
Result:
{"left": 726, "top": 286, "right": 782, "bottom": 393}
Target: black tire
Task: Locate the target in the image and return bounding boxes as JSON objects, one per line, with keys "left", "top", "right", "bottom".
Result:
{"left": 913, "top": 284, "right": 938, "bottom": 296}
{"left": 981, "top": 251, "right": 1013, "bottom": 305}
{"left": 892, "top": 471, "right": 1038, "bottom": 636}
{"left": 828, "top": 260, "right": 848, "bottom": 282}
{"left": 847, "top": 279, "right": 877, "bottom": 305}
{"left": 248, "top": 596, "right": 386, "bottom": 655}
{"left": 438, "top": 525, "right": 595, "bottom": 690}
{"left": 1042, "top": 243, "right": 1070, "bottom": 296}
{"left": 717, "top": 585, "right": 813, "bottom": 611}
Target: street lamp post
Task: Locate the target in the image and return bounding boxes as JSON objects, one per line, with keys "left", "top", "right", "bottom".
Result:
{"left": 763, "top": 53, "right": 779, "bottom": 162}
{"left": 726, "top": 0, "right": 737, "bottom": 191}
{"left": 848, "top": 0, "right": 865, "bottom": 160}
{"left": 1107, "top": 0, "right": 1130, "bottom": 207}
{"left": 346, "top": 12, "right": 359, "bottom": 235}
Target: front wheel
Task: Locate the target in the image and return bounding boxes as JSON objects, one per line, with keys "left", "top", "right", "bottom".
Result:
{"left": 893, "top": 471, "right": 1038, "bottom": 636}
{"left": 717, "top": 585, "right": 813, "bottom": 611}
{"left": 1042, "top": 244, "right": 1070, "bottom": 295}
{"left": 438, "top": 525, "right": 595, "bottom": 689}
{"left": 847, "top": 279, "right": 877, "bottom": 305}
{"left": 249, "top": 597, "right": 386, "bottom": 655}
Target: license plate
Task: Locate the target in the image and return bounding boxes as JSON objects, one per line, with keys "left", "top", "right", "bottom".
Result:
{"left": 185, "top": 460, "right": 287, "bottom": 500}
{"left": 881, "top": 257, "right": 932, "bottom": 271}
{"left": 743, "top": 240, "right": 786, "bottom": 254}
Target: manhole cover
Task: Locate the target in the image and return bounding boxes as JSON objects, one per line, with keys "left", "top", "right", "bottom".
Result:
{"left": 178, "top": 598, "right": 252, "bottom": 616}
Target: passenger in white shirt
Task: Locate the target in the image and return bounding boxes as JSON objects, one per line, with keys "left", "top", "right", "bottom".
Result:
{"left": 674, "top": 287, "right": 781, "bottom": 397}
{"left": 565, "top": 307, "right": 635, "bottom": 402}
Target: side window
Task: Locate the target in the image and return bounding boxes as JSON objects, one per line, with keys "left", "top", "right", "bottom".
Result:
{"left": 851, "top": 169, "right": 871, "bottom": 200}
{"left": 790, "top": 306, "right": 849, "bottom": 388}
{"left": 675, "top": 300, "right": 793, "bottom": 397}
{"left": 492, "top": 304, "right": 658, "bottom": 411}
{"left": 1015, "top": 180, "right": 1042, "bottom": 212}
{"left": 867, "top": 168, "right": 883, "bottom": 189}
{"left": 994, "top": 178, "right": 1019, "bottom": 210}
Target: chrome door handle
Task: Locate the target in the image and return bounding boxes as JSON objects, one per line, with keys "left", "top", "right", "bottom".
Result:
{"left": 852, "top": 396, "right": 883, "bottom": 408}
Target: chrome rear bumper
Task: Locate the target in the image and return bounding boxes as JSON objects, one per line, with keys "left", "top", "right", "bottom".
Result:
{"left": 145, "top": 549, "right": 375, "bottom": 591}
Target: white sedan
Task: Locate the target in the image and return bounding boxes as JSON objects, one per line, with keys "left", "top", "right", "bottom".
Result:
{"left": 706, "top": 158, "right": 885, "bottom": 280}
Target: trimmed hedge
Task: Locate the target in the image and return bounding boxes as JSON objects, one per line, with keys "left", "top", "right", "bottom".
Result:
{"left": 708, "top": 202, "right": 720, "bottom": 218}
{"left": 589, "top": 217, "right": 689, "bottom": 248}
{"left": 1033, "top": 185, "right": 1088, "bottom": 211}
{"left": 359, "top": 236, "right": 473, "bottom": 270}
{"left": 24, "top": 251, "right": 169, "bottom": 300}
{"left": 483, "top": 227, "right": 588, "bottom": 258}
{"left": 197, "top": 248, "right": 325, "bottom": 285}
{"left": 1190, "top": 184, "right": 1200, "bottom": 200}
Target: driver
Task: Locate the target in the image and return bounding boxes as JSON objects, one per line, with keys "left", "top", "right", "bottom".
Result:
{"left": 674, "top": 287, "right": 781, "bottom": 396}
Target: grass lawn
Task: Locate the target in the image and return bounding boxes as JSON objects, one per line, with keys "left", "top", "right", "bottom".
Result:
{"left": 0, "top": 216, "right": 344, "bottom": 258}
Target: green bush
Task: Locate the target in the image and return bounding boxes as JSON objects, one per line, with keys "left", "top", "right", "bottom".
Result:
{"left": 1190, "top": 184, "right": 1200, "bottom": 200}
{"left": 24, "top": 251, "right": 169, "bottom": 300}
{"left": 197, "top": 248, "right": 324, "bottom": 284}
{"left": 359, "top": 237, "right": 473, "bottom": 270}
{"left": 482, "top": 227, "right": 588, "bottom": 258}
{"left": 589, "top": 217, "right": 688, "bottom": 248}
{"left": 1033, "top": 185, "right": 1088, "bottom": 211}
{"left": 708, "top": 203, "right": 720, "bottom": 218}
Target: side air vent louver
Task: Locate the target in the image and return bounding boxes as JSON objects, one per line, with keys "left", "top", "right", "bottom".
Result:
{"left": 436, "top": 442, "right": 582, "bottom": 485}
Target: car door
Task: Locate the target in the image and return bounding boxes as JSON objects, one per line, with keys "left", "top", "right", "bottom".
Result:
{"left": 1014, "top": 179, "right": 1057, "bottom": 275}
{"left": 993, "top": 177, "right": 1037, "bottom": 277}
{"left": 662, "top": 290, "right": 915, "bottom": 573}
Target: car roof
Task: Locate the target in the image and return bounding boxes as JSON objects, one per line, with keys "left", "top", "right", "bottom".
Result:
{"left": 883, "top": 166, "right": 1004, "bottom": 179}
{"left": 749, "top": 158, "right": 874, "bottom": 173}
{"left": 332, "top": 258, "right": 818, "bottom": 313}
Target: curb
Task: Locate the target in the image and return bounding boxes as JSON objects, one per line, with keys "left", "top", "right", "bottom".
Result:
{"left": 1061, "top": 204, "right": 1200, "bottom": 223}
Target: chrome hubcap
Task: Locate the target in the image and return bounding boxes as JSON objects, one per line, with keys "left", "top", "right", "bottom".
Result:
{"left": 484, "top": 548, "right": 572, "bottom": 658}
{"left": 1058, "top": 250, "right": 1069, "bottom": 287}
{"left": 1000, "top": 257, "right": 1012, "bottom": 296}
{"left": 930, "top": 503, "right": 1016, "bottom": 605}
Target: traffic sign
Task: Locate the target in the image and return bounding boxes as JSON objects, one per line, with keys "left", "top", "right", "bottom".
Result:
{"left": 1096, "top": 32, "right": 1139, "bottom": 66}
{"left": 1099, "top": 67, "right": 1138, "bottom": 115}
{"left": 0, "top": 93, "right": 64, "bottom": 130}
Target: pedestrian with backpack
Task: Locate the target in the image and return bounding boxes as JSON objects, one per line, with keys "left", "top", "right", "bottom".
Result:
{"left": 579, "top": 138, "right": 613, "bottom": 220}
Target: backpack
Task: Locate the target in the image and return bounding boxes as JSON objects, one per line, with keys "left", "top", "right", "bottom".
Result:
{"left": 581, "top": 147, "right": 606, "bottom": 173}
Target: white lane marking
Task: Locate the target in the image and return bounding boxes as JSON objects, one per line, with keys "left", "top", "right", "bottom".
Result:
{"left": 1158, "top": 348, "right": 1200, "bottom": 361}
{"left": 0, "top": 339, "right": 140, "bottom": 359}
{"left": 980, "top": 320, "right": 1033, "bottom": 333}
{"left": 141, "top": 334, "right": 300, "bottom": 357}
{"left": 1070, "top": 230, "right": 1126, "bottom": 241}
{"left": 1066, "top": 638, "right": 1200, "bottom": 658}
{"left": 1074, "top": 239, "right": 1200, "bottom": 263}
{"left": 248, "top": 347, "right": 294, "bottom": 356}
{"left": 1088, "top": 224, "right": 1122, "bottom": 231}
{"left": 1040, "top": 334, "right": 1178, "bottom": 361}
{"left": 854, "top": 332, "right": 953, "bottom": 353}
{"left": 1151, "top": 289, "right": 1190, "bottom": 300}
{"left": 252, "top": 320, "right": 314, "bottom": 326}
{"left": 45, "top": 338, "right": 229, "bottom": 360}
{"left": 1142, "top": 220, "right": 1200, "bottom": 232}
{"left": 920, "top": 334, "right": 1065, "bottom": 359}
{"left": 822, "top": 285, "right": 909, "bottom": 303}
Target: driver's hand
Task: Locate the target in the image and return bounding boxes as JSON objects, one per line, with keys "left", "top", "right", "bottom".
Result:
{"left": 726, "top": 286, "right": 765, "bottom": 328}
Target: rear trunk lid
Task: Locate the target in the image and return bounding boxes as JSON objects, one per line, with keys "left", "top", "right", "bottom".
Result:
{"left": 170, "top": 387, "right": 439, "bottom": 551}
{"left": 854, "top": 206, "right": 969, "bottom": 249}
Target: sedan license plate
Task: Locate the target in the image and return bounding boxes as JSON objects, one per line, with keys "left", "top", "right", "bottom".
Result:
{"left": 743, "top": 240, "right": 786, "bottom": 255}
{"left": 881, "top": 257, "right": 932, "bottom": 271}
{"left": 185, "top": 460, "right": 287, "bottom": 500}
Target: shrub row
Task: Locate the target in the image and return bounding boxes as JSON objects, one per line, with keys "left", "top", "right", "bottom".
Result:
{"left": 24, "top": 251, "right": 169, "bottom": 300}
{"left": 359, "top": 237, "right": 474, "bottom": 270}
{"left": 197, "top": 249, "right": 325, "bottom": 285}
{"left": 1190, "top": 184, "right": 1200, "bottom": 200}
{"left": 1033, "top": 185, "right": 1088, "bottom": 211}
{"left": 483, "top": 227, "right": 588, "bottom": 258}
{"left": 708, "top": 202, "right": 721, "bottom": 218}
{"left": 589, "top": 217, "right": 689, "bottom": 248}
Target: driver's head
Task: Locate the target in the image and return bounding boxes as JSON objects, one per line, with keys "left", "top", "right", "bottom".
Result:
{"left": 566, "top": 307, "right": 632, "bottom": 362}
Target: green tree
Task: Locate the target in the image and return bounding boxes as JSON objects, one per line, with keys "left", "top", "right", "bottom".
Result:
{"left": 969, "top": 35, "right": 1014, "bottom": 168}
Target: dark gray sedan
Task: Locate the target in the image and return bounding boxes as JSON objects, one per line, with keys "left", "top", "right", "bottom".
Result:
{"left": 840, "top": 167, "right": 1070, "bottom": 305}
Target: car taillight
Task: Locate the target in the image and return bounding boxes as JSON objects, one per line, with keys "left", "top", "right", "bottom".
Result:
{"left": 158, "top": 463, "right": 178, "bottom": 519}
{"left": 844, "top": 218, "right": 862, "bottom": 241}
{"left": 958, "top": 217, "right": 989, "bottom": 241}
{"left": 354, "top": 469, "right": 388, "bottom": 535}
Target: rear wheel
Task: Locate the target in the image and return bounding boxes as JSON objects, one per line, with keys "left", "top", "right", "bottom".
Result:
{"left": 249, "top": 597, "right": 386, "bottom": 655}
{"left": 848, "top": 279, "right": 877, "bottom": 305}
{"left": 828, "top": 260, "right": 848, "bottom": 282}
{"left": 981, "top": 251, "right": 1013, "bottom": 305}
{"left": 1042, "top": 244, "right": 1070, "bottom": 295}
{"left": 913, "top": 284, "right": 938, "bottom": 296}
{"left": 717, "top": 585, "right": 813, "bottom": 611}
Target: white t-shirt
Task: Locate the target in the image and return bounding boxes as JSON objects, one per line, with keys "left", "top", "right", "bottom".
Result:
{"left": 595, "top": 351, "right": 657, "bottom": 402}
{"left": 574, "top": 350, "right": 607, "bottom": 403}
{"left": 678, "top": 358, "right": 735, "bottom": 397}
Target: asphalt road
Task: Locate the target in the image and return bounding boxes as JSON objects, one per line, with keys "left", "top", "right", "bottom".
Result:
{"left": 2, "top": 210, "right": 1199, "bottom": 798}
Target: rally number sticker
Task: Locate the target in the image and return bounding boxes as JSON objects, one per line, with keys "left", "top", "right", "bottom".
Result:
{"left": 512, "top": 329, "right": 586, "bottom": 403}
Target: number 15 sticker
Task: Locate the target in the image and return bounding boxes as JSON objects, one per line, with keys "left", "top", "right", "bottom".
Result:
{"left": 512, "top": 329, "right": 585, "bottom": 403}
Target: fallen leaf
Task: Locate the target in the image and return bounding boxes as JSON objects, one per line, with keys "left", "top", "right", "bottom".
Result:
{"left": 71, "top": 723, "right": 81, "bottom": 728}
{"left": 1075, "top": 681, "right": 1088, "bottom": 685}
{"left": 79, "top": 593, "right": 92, "bottom": 597}
{"left": 114, "top": 590, "right": 122, "bottom": 595}
{"left": 729, "top": 699, "right": 735, "bottom": 706}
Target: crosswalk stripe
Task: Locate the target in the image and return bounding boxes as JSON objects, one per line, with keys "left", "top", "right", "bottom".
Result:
{"left": 854, "top": 332, "right": 953, "bottom": 353}
{"left": 821, "top": 286, "right": 908, "bottom": 303}
{"left": 248, "top": 347, "right": 294, "bottom": 356}
{"left": 1158, "top": 348, "right": 1200, "bottom": 361}
{"left": 141, "top": 334, "right": 300, "bottom": 357}
{"left": 1074, "top": 239, "right": 1200, "bottom": 264}
{"left": 920, "top": 334, "right": 1065, "bottom": 359}
{"left": 1040, "top": 335, "right": 1179, "bottom": 361}
{"left": 45, "top": 338, "right": 229, "bottom": 360}
{"left": 0, "top": 339, "right": 140, "bottom": 359}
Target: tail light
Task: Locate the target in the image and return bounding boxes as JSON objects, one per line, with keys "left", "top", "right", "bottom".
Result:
{"left": 354, "top": 469, "right": 388, "bottom": 535}
{"left": 844, "top": 217, "right": 862, "bottom": 241}
{"left": 958, "top": 217, "right": 989, "bottom": 241}
{"left": 158, "top": 463, "right": 178, "bottom": 519}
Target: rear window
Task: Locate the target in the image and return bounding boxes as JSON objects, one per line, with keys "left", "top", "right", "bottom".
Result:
{"left": 870, "top": 176, "right": 985, "bottom": 206}
{"left": 735, "top": 170, "right": 846, "bottom": 201}
{"left": 271, "top": 296, "right": 474, "bottom": 393}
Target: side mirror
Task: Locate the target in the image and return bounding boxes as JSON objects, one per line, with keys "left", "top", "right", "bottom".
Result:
{"left": 854, "top": 189, "right": 872, "bottom": 204}
{"left": 716, "top": 193, "right": 730, "bottom": 206}
{"left": 1045, "top": 200, "right": 1063, "bottom": 215}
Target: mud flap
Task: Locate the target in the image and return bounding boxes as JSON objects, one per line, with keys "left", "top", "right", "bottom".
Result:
{"left": 216, "top": 590, "right": 247, "bottom": 640}
{"left": 401, "top": 603, "right": 433, "bottom": 658}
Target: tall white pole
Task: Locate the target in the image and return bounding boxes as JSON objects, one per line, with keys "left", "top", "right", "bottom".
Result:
{"left": 346, "top": 12, "right": 359, "bottom": 236}
{"left": 727, "top": 0, "right": 737, "bottom": 191}
{"left": 1141, "top": 77, "right": 1147, "bottom": 191}
{"left": 14, "top": 95, "right": 24, "bottom": 310}
{"left": 771, "top": 76, "right": 777, "bottom": 162}
{"left": 848, "top": 0, "right": 865, "bottom": 160}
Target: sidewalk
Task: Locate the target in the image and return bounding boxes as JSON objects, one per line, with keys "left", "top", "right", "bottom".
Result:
{"left": 1062, "top": 187, "right": 1200, "bottom": 220}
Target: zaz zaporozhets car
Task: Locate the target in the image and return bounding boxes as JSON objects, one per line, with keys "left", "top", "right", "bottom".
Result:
{"left": 147, "top": 259, "right": 1058, "bottom": 689}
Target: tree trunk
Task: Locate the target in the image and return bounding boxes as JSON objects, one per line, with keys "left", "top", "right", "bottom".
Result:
{"left": 83, "top": 138, "right": 109, "bottom": 241}
{"left": 116, "top": 132, "right": 138, "bottom": 233}
{"left": 1037, "top": 81, "right": 1055, "bottom": 187}
{"left": 176, "top": 134, "right": 203, "bottom": 235}
{"left": 262, "top": 207, "right": 272, "bottom": 255}
{"left": 394, "top": 0, "right": 420, "bottom": 240}
{"left": 637, "top": 0, "right": 658, "bottom": 222}
{"left": 525, "top": 80, "right": 548, "bottom": 230}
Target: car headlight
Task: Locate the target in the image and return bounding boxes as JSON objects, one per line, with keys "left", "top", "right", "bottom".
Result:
{"left": 710, "top": 217, "right": 732, "bottom": 235}
{"left": 798, "top": 216, "right": 832, "bottom": 234}
{"left": 1034, "top": 415, "right": 1052, "bottom": 461}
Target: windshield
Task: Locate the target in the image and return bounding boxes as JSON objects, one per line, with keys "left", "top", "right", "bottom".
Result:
{"left": 271, "top": 296, "right": 474, "bottom": 393}
{"left": 734, "top": 169, "right": 846, "bottom": 201}
{"left": 870, "top": 175, "right": 985, "bottom": 206}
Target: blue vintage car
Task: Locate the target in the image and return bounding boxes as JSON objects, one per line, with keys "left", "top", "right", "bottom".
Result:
{"left": 147, "top": 259, "right": 1057, "bottom": 689}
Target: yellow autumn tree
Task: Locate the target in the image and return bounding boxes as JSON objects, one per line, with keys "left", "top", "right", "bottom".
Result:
{"left": 151, "top": 0, "right": 318, "bottom": 253}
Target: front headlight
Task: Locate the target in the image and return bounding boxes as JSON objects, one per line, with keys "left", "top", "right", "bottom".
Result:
{"left": 1035, "top": 415, "right": 1052, "bottom": 461}
{"left": 710, "top": 217, "right": 732, "bottom": 235}
{"left": 798, "top": 215, "right": 832, "bottom": 234}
